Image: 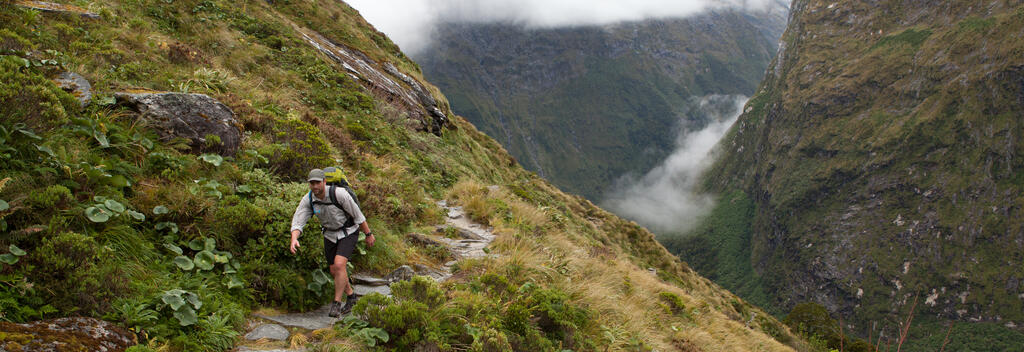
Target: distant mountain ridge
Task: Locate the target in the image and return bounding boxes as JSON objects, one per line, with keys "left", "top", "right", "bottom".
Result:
{"left": 415, "top": 7, "right": 787, "bottom": 199}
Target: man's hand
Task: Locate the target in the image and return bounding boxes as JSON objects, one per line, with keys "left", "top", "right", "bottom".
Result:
{"left": 290, "top": 238, "right": 301, "bottom": 254}
{"left": 365, "top": 234, "right": 376, "bottom": 247}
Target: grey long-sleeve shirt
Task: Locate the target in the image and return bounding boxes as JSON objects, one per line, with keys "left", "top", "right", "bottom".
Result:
{"left": 290, "top": 187, "right": 366, "bottom": 242}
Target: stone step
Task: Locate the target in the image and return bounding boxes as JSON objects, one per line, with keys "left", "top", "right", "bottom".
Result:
{"left": 353, "top": 284, "right": 392, "bottom": 296}
{"left": 350, "top": 273, "right": 389, "bottom": 286}
{"left": 254, "top": 305, "right": 338, "bottom": 331}
{"left": 244, "top": 324, "right": 290, "bottom": 341}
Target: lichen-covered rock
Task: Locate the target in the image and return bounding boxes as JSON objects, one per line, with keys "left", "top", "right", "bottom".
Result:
{"left": 115, "top": 92, "right": 241, "bottom": 156}
{"left": 53, "top": 72, "right": 91, "bottom": 107}
{"left": 385, "top": 265, "right": 415, "bottom": 283}
{"left": 0, "top": 317, "right": 136, "bottom": 352}
{"left": 13, "top": 0, "right": 101, "bottom": 19}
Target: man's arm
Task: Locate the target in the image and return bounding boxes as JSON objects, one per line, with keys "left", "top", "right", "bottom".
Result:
{"left": 289, "top": 194, "right": 312, "bottom": 254}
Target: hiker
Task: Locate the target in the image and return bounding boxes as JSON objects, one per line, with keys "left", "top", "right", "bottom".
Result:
{"left": 289, "top": 168, "right": 376, "bottom": 317}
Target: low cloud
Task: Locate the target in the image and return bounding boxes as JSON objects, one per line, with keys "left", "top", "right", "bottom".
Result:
{"left": 601, "top": 95, "right": 746, "bottom": 234}
{"left": 346, "top": 0, "right": 783, "bottom": 55}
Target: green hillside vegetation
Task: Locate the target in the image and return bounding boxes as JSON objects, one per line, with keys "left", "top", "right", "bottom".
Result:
{"left": 683, "top": 0, "right": 1024, "bottom": 350}
{"left": 0, "top": 0, "right": 802, "bottom": 350}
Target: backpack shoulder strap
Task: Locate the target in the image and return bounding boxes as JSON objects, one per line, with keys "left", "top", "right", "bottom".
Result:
{"left": 307, "top": 191, "right": 314, "bottom": 213}
{"left": 328, "top": 185, "right": 357, "bottom": 230}
{"left": 328, "top": 185, "right": 353, "bottom": 215}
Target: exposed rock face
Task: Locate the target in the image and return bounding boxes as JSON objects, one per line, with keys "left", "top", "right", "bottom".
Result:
{"left": 699, "top": 0, "right": 1024, "bottom": 339}
{"left": 0, "top": 317, "right": 136, "bottom": 352}
{"left": 53, "top": 72, "right": 91, "bottom": 107}
{"left": 292, "top": 25, "right": 448, "bottom": 135}
{"left": 115, "top": 92, "right": 241, "bottom": 156}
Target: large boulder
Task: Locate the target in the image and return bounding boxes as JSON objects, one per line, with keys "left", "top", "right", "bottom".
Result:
{"left": 0, "top": 317, "right": 136, "bottom": 352}
{"left": 115, "top": 91, "right": 241, "bottom": 156}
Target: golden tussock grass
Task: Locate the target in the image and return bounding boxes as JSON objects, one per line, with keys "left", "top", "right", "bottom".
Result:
{"left": 448, "top": 177, "right": 798, "bottom": 351}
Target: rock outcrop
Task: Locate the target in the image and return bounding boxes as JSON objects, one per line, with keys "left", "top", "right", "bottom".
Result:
{"left": 293, "top": 25, "right": 448, "bottom": 135}
{"left": 0, "top": 317, "right": 136, "bottom": 352}
{"left": 115, "top": 91, "right": 241, "bottom": 156}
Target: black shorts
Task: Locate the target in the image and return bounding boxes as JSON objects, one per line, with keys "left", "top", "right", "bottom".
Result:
{"left": 324, "top": 233, "right": 359, "bottom": 265}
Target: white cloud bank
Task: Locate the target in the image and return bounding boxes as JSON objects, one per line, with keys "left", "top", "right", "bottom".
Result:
{"left": 346, "top": 0, "right": 781, "bottom": 54}
{"left": 602, "top": 95, "right": 746, "bottom": 234}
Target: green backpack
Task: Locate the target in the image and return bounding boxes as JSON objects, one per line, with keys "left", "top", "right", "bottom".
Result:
{"left": 308, "top": 166, "right": 362, "bottom": 233}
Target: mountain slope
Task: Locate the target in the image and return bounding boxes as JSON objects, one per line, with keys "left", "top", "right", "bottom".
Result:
{"left": 416, "top": 9, "right": 786, "bottom": 199}
{"left": 685, "top": 0, "right": 1024, "bottom": 349}
{"left": 0, "top": 0, "right": 800, "bottom": 350}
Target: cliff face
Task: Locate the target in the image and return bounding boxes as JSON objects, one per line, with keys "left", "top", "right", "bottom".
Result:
{"left": 415, "top": 9, "right": 787, "bottom": 199}
{"left": 697, "top": 0, "right": 1024, "bottom": 344}
{"left": 0, "top": 1, "right": 801, "bottom": 350}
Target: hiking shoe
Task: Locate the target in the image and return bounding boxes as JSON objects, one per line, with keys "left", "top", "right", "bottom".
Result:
{"left": 340, "top": 295, "right": 358, "bottom": 315}
{"left": 327, "top": 301, "right": 343, "bottom": 318}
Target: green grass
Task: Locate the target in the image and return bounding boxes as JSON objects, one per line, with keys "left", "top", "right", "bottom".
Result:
{"left": 871, "top": 28, "right": 933, "bottom": 50}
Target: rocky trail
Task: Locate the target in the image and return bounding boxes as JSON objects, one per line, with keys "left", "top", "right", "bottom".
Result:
{"left": 235, "top": 201, "right": 497, "bottom": 351}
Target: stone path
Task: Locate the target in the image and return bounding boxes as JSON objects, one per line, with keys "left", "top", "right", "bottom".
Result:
{"left": 235, "top": 200, "right": 498, "bottom": 351}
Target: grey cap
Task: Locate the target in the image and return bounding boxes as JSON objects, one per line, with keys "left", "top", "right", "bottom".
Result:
{"left": 307, "top": 168, "right": 325, "bottom": 182}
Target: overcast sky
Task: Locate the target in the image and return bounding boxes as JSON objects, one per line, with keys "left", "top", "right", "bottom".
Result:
{"left": 346, "top": 0, "right": 782, "bottom": 55}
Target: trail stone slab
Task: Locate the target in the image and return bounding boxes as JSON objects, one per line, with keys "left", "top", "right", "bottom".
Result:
{"left": 254, "top": 305, "right": 338, "bottom": 331}
{"left": 446, "top": 206, "right": 465, "bottom": 219}
{"left": 244, "top": 324, "right": 290, "bottom": 341}
{"left": 353, "top": 284, "right": 392, "bottom": 296}
{"left": 351, "top": 273, "right": 389, "bottom": 286}
{"left": 115, "top": 91, "right": 241, "bottom": 156}
{"left": 54, "top": 72, "right": 91, "bottom": 107}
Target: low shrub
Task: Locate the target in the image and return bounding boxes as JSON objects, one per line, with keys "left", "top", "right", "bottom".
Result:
{"left": 0, "top": 56, "right": 79, "bottom": 130}
{"left": 28, "top": 232, "right": 130, "bottom": 316}
{"left": 263, "top": 118, "right": 333, "bottom": 180}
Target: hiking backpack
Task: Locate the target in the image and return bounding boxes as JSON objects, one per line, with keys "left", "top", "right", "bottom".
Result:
{"left": 308, "top": 166, "right": 362, "bottom": 233}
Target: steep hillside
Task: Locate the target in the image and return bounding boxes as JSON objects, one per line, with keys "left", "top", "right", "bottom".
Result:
{"left": 0, "top": 0, "right": 800, "bottom": 351}
{"left": 684, "top": 0, "right": 1024, "bottom": 349}
{"left": 415, "top": 9, "right": 786, "bottom": 200}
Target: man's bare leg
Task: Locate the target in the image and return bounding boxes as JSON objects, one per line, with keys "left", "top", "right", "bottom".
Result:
{"left": 329, "top": 255, "right": 355, "bottom": 302}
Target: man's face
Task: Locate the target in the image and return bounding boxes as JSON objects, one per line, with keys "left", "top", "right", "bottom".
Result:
{"left": 309, "top": 180, "right": 325, "bottom": 196}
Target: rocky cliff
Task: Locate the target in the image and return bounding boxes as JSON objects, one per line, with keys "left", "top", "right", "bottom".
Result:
{"left": 415, "top": 8, "right": 787, "bottom": 199}
{"left": 0, "top": 0, "right": 801, "bottom": 350}
{"left": 691, "top": 0, "right": 1024, "bottom": 348}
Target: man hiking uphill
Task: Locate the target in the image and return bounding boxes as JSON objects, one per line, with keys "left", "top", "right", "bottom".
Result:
{"left": 289, "top": 168, "right": 376, "bottom": 317}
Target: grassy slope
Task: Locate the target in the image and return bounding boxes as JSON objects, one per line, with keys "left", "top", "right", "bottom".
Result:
{"left": 690, "top": 0, "right": 1024, "bottom": 349}
{"left": 0, "top": 0, "right": 800, "bottom": 350}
